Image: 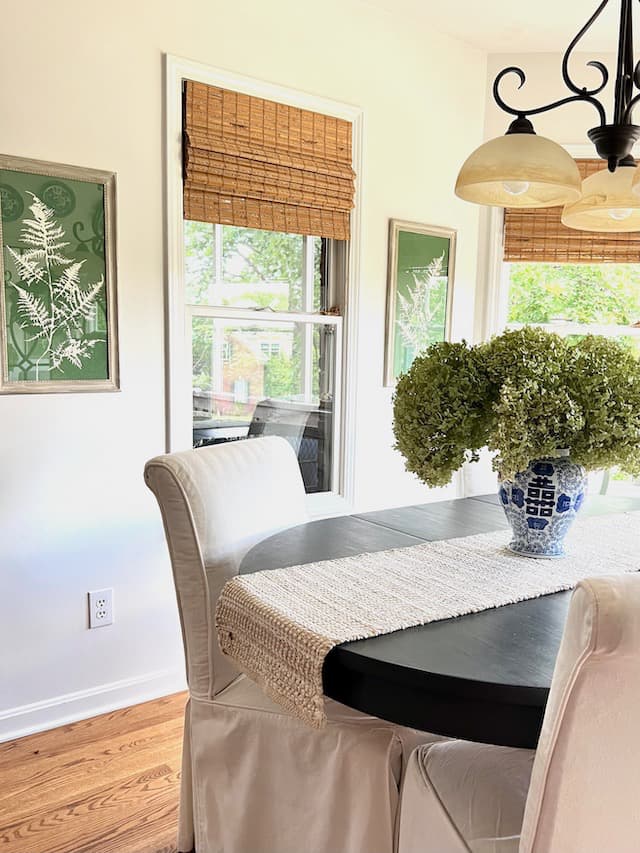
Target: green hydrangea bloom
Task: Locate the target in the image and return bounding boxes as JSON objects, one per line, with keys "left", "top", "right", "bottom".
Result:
{"left": 393, "top": 341, "right": 492, "bottom": 487}
{"left": 392, "top": 329, "right": 640, "bottom": 484}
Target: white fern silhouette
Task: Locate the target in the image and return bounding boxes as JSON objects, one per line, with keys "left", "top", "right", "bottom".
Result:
{"left": 397, "top": 252, "right": 446, "bottom": 353}
{"left": 8, "top": 193, "right": 103, "bottom": 379}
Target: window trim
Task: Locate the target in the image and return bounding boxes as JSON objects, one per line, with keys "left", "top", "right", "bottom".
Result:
{"left": 164, "top": 54, "right": 364, "bottom": 515}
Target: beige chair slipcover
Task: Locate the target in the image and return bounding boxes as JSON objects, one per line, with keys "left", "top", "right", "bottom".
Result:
{"left": 145, "top": 436, "right": 434, "bottom": 853}
{"left": 397, "top": 573, "right": 640, "bottom": 853}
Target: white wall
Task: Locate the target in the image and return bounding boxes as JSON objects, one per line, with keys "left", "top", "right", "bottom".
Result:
{"left": 0, "top": 0, "right": 486, "bottom": 738}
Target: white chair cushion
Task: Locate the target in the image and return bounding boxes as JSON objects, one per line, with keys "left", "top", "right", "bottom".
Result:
{"left": 399, "top": 740, "right": 535, "bottom": 853}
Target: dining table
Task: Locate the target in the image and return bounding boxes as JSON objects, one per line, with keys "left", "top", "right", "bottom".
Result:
{"left": 240, "top": 491, "right": 640, "bottom": 749}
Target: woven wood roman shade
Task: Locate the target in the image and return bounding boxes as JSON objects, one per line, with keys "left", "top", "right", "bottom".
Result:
{"left": 183, "top": 81, "right": 355, "bottom": 240}
{"left": 504, "top": 159, "right": 640, "bottom": 263}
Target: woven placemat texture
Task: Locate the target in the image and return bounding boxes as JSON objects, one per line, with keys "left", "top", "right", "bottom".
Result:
{"left": 216, "top": 512, "right": 640, "bottom": 727}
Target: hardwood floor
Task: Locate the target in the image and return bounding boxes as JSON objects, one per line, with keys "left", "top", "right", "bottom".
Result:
{"left": 0, "top": 692, "right": 187, "bottom": 853}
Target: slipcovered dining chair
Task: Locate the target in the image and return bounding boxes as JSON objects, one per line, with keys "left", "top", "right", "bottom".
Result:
{"left": 397, "top": 573, "right": 640, "bottom": 853}
{"left": 144, "top": 436, "right": 432, "bottom": 853}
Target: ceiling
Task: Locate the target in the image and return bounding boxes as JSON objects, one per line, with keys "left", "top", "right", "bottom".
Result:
{"left": 366, "top": 0, "right": 623, "bottom": 52}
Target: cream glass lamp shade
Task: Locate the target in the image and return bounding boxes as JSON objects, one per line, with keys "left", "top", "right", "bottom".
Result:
{"left": 455, "top": 133, "right": 582, "bottom": 208}
{"left": 561, "top": 166, "right": 640, "bottom": 232}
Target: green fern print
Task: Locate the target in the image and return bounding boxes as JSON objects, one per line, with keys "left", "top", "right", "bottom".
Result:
{"left": 396, "top": 252, "right": 446, "bottom": 353}
{"left": 7, "top": 193, "right": 104, "bottom": 380}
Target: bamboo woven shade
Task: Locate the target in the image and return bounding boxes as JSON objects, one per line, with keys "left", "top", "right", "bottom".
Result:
{"left": 504, "top": 159, "right": 640, "bottom": 263}
{"left": 183, "top": 81, "right": 355, "bottom": 240}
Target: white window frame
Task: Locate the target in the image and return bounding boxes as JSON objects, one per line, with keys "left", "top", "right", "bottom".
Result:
{"left": 164, "top": 54, "right": 364, "bottom": 516}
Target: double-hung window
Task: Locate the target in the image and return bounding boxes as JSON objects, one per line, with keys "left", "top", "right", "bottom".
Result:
{"left": 182, "top": 81, "right": 354, "bottom": 497}
{"left": 186, "top": 223, "right": 346, "bottom": 494}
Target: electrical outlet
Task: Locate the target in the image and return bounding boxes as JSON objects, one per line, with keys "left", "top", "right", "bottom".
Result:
{"left": 88, "top": 588, "right": 113, "bottom": 628}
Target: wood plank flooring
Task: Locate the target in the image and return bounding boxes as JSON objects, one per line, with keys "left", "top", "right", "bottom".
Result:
{"left": 0, "top": 692, "right": 187, "bottom": 853}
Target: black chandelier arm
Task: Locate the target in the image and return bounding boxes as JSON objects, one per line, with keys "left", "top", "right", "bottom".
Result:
{"left": 493, "top": 66, "right": 607, "bottom": 127}
{"left": 561, "top": 0, "right": 611, "bottom": 96}
{"left": 612, "top": 0, "right": 634, "bottom": 122}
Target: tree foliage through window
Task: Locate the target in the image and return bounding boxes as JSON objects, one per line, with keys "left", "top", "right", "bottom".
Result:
{"left": 508, "top": 263, "right": 640, "bottom": 326}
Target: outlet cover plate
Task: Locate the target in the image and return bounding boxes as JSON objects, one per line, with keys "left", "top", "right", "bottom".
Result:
{"left": 88, "top": 588, "right": 113, "bottom": 628}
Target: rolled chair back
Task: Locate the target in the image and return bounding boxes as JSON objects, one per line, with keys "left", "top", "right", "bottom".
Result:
{"left": 520, "top": 573, "right": 640, "bottom": 852}
{"left": 144, "top": 436, "right": 309, "bottom": 698}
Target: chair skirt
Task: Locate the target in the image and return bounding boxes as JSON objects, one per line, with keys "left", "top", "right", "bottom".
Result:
{"left": 179, "top": 676, "right": 434, "bottom": 853}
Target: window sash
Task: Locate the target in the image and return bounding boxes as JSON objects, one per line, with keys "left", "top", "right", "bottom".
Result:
{"left": 187, "top": 224, "right": 326, "bottom": 314}
{"left": 187, "top": 305, "right": 343, "bottom": 496}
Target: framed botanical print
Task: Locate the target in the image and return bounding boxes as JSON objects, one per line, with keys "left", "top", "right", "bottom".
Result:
{"left": 384, "top": 219, "right": 456, "bottom": 386}
{"left": 0, "top": 154, "right": 119, "bottom": 393}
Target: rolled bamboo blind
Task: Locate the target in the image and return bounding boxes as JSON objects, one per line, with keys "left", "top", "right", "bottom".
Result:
{"left": 183, "top": 81, "right": 355, "bottom": 240}
{"left": 504, "top": 159, "right": 640, "bottom": 263}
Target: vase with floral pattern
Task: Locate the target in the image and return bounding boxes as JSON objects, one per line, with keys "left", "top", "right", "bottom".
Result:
{"left": 498, "top": 452, "right": 587, "bottom": 559}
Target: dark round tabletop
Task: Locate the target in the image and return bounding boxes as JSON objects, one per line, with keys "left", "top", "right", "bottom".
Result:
{"left": 240, "top": 493, "right": 640, "bottom": 748}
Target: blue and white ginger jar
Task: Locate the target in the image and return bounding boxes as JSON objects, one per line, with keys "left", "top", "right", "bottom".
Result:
{"left": 499, "top": 453, "right": 587, "bottom": 559}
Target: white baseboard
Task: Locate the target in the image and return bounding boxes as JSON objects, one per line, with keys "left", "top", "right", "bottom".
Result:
{"left": 0, "top": 668, "right": 187, "bottom": 743}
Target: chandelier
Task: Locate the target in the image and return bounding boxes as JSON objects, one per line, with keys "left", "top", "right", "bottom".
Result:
{"left": 455, "top": 0, "right": 640, "bottom": 231}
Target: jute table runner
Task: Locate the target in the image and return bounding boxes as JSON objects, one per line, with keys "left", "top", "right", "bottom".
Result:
{"left": 216, "top": 511, "right": 640, "bottom": 728}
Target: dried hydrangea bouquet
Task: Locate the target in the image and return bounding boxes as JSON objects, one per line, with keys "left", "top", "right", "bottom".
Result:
{"left": 393, "top": 328, "right": 640, "bottom": 557}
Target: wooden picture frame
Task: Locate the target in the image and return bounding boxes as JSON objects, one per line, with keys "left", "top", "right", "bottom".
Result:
{"left": 384, "top": 219, "right": 456, "bottom": 386}
{"left": 0, "top": 154, "right": 119, "bottom": 393}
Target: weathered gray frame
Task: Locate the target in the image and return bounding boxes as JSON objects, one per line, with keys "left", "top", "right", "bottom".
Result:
{"left": 0, "top": 154, "right": 119, "bottom": 394}
{"left": 384, "top": 218, "right": 456, "bottom": 387}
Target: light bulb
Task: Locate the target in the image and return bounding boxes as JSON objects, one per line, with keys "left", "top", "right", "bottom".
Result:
{"left": 502, "top": 180, "right": 530, "bottom": 196}
{"left": 608, "top": 208, "right": 633, "bottom": 221}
